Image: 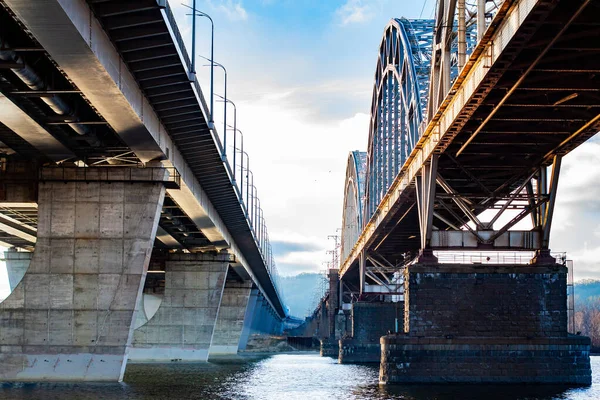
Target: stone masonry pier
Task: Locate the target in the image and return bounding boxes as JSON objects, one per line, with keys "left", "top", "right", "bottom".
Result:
{"left": 340, "top": 301, "right": 400, "bottom": 363}
{"left": 0, "top": 168, "right": 167, "bottom": 381}
{"left": 380, "top": 263, "right": 591, "bottom": 385}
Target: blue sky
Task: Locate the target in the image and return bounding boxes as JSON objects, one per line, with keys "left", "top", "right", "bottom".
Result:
{"left": 162, "top": 0, "right": 600, "bottom": 280}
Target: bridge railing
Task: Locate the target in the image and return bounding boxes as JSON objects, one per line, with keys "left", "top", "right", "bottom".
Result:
{"left": 162, "top": 2, "right": 284, "bottom": 309}
{"left": 433, "top": 251, "right": 568, "bottom": 265}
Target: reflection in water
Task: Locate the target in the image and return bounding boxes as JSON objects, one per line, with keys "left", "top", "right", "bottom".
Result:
{"left": 1, "top": 353, "right": 598, "bottom": 400}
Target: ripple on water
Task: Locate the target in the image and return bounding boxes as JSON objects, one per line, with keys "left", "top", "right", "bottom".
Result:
{"left": 0, "top": 353, "right": 599, "bottom": 400}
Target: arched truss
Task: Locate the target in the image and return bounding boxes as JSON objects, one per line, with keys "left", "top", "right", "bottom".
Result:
{"left": 363, "top": 18, "right": 435, "bottom": 223}
{"left": 341, "top": 151, "right": 367, "bottom": 263}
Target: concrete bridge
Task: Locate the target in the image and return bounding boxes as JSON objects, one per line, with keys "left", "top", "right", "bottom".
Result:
{"left": 310, "top": 0, "right": 597, "bottom": 385}
{"left": 0, "top": 0, "right": 285, "bottom": 381}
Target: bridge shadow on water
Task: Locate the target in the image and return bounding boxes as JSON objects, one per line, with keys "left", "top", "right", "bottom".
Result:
{"left": 0, "top": 354, "right": 597, "bottom": 399}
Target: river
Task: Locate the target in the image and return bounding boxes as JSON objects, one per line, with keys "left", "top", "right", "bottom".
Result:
{"left": 1, "top": 353, "right": 599, "bottom": 399}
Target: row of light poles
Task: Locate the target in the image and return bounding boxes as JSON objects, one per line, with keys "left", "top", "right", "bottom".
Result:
{"left": 184, "top": 2, "right": 280, "bottom": 293}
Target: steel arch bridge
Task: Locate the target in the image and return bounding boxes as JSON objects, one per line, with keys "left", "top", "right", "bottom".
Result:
{"left": 342, "top": 17, "right": 476, "bottom": 269}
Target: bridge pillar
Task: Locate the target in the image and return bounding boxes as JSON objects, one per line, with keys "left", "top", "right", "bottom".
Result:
{"left": 238, "top": 287, "right": 259, "bottom": 351}
{"left": 339, "top": 301, "right": 400, "bottom": 363}
{"left": 4, "top": 248, "right": 32, "bottom": 292}
{"left": 0, "top": 171, "right": 166, "bottom": 381}
{"left": 320, "top": 269, "right": 341, "bottom": 357}
{"left": 380, "top": 263, "right": 591, "bottom": 385}
{"left": 129, "top": 253, "right": 230, "bottom": 362}
{"left": 208, "top": 279, "right": 252, "bottom": 357}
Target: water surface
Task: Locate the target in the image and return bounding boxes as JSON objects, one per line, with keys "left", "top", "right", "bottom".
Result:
{"left": 1, "top": 353, "right": 599, "bottom": 399}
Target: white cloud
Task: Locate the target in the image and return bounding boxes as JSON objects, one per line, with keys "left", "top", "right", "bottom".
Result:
{"left": 336, "top": 0, "right": 375, "bottom": 25}
{"left": 214, "top": 0, "right": 248, "bottom": 21}
{"left": 549, "top": 140, "right": 600, "bottom": 281}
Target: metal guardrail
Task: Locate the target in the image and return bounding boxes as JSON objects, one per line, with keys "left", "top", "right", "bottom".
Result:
{"left": 433, "top": 251, "right": 568, "bottom": 265}
{"left": 161, "top": 1, "right": 284, "bottom": 310}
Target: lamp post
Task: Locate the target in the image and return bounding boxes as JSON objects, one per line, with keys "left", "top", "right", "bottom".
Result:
{"left": 201, "top": 57, "right": 227, "bottom": 159}
{"left": 185, "top": 5, "right": 214, "bottom": 126}
{"left": 238, "top": 149, "right": 252, "bottom": 215}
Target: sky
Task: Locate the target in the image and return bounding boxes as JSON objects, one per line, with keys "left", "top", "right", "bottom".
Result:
{"left": 167, "top": 0, "right": 600, "bottom": 280}
{"left": 166, "top": 0, "right": 438, "bottom": 277}
{"left": 1, "top": 0, "right": 599, "bottom": 301}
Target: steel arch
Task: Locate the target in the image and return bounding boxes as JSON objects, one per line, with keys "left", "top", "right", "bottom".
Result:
{"left": 363, "top": 19, "right": 434, "bottom": 224}
{"left": 341, "top": 151, "right": 367, "bottom": 263}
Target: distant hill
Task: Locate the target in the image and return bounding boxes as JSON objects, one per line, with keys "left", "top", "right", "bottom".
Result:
{"left": 278, "top": 277, "right": 600, "bottom": 318}
{"left": 574, "top": 280, "right": 600, "bottom": 305}
{"left": 280, "top": 273, "right": 326, "bottom": 318}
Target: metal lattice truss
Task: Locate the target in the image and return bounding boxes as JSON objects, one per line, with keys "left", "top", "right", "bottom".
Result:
{"left": 338, "top": 0, "right": 600, "bottom": 284}
{"left": 364, "top": 19, "right": 434, "bottom": 223}
{"left": 363, "top": 17, "right": 478, "bottom": 224}
{"left": 341, "top": 151, "right": 366, "bottom": 263}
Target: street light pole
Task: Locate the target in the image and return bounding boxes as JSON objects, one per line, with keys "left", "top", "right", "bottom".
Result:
{"left": 211, "top": 62, "right": 227, "bottom": 159}
{"left": 185, "top": 6, "right": 214, "bottom": 126}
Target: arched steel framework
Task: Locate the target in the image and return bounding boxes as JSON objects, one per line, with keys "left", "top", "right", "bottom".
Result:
{"left": 364, "top": 19, "right": 434, "bottom": 224}
{"left": 341, "top": 151, "right": 367, "bottom": 262}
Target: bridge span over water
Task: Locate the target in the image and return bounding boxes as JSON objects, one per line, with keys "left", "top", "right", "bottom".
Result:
{"left": 314, "top": 0, "right": 598, "bottom": 385}
{"left": 0, "top": 0, "right": 286, "bottom": 381}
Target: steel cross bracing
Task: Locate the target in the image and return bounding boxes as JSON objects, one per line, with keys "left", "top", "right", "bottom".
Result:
{"left": 0, "top": 0, "right": 286, "bottom": 317}
{"left": 340, "top": 0, "right": 600, "bottom": 282}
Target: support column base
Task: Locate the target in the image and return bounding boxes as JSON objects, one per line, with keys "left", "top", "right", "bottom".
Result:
{"left": 339, "top": 338, "right": 380, "bottom": 364}
{"left": 0, "top": 351, "right": 125, "bottom": 382}
{"left": 380, "top": 335, "right": 591, "bottom": 385}
{"left": 127, "top": 347, "right": 209, "bottom": 362}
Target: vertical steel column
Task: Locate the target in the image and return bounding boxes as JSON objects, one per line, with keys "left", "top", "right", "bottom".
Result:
{"left": 458, "top": 0, "right": 466, "bottom": 70}
{"left": 416, "top": 155, "right": 439, "bottom": 250}
{"left": 387, "top": 73, "right": 393, "bottom": 191}
{"left": 359, "top": 251, "right": 366, "bottom": 295}
{"left": 477, "top": 0, "right": 486, "bottom": 41}
{"left": 393, "top": 75, "right": 400, "bottom": 177}
{"left": 542, "top": 155, "right": 562, "bottom": 248}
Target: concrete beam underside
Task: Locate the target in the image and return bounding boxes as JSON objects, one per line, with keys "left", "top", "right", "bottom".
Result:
{"left": 0, "top": 175, "right": 166, "bottom": 382}
{"left": 130, "top": 253, "right": 230, "bottom": 362}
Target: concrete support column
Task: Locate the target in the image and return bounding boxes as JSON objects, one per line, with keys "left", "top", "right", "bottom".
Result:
{"left": 0, "top": 174, "right": 166, "bottom": 382}
{"left": 209, "top": 280, "right": 252, "bottom": 357}
{"left": 238, "top": 287, "right": 259, "bottom": 351}
{"left": 4, "top": 248, "right": 32, "bottom": 292}
{"left": 257, "top": 298, "right": 270, "bottom": 334}
{"left": 130, "top": 253, "right": 231, "bottom": 362}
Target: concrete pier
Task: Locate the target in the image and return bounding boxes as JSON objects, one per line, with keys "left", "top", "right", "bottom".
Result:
{"left": 380, "top": 263, "right": 592, "bottom": 385}
{"left": 0, "top": 173, "right": 166, "bottom": 381}
{"left": 209, "top": 280, "right": 252, "bottom": 357}
{"left": 339, "top": 301, "right": 400, "bottom": 363}
{"left": 238, "top": 288, "right": 259, "bottom": 351}
{"left": 130, "top": 253, "right": 230, "bottom": 362}
{"left": 4, "top": 248, "right": 32, "bottom": 292}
